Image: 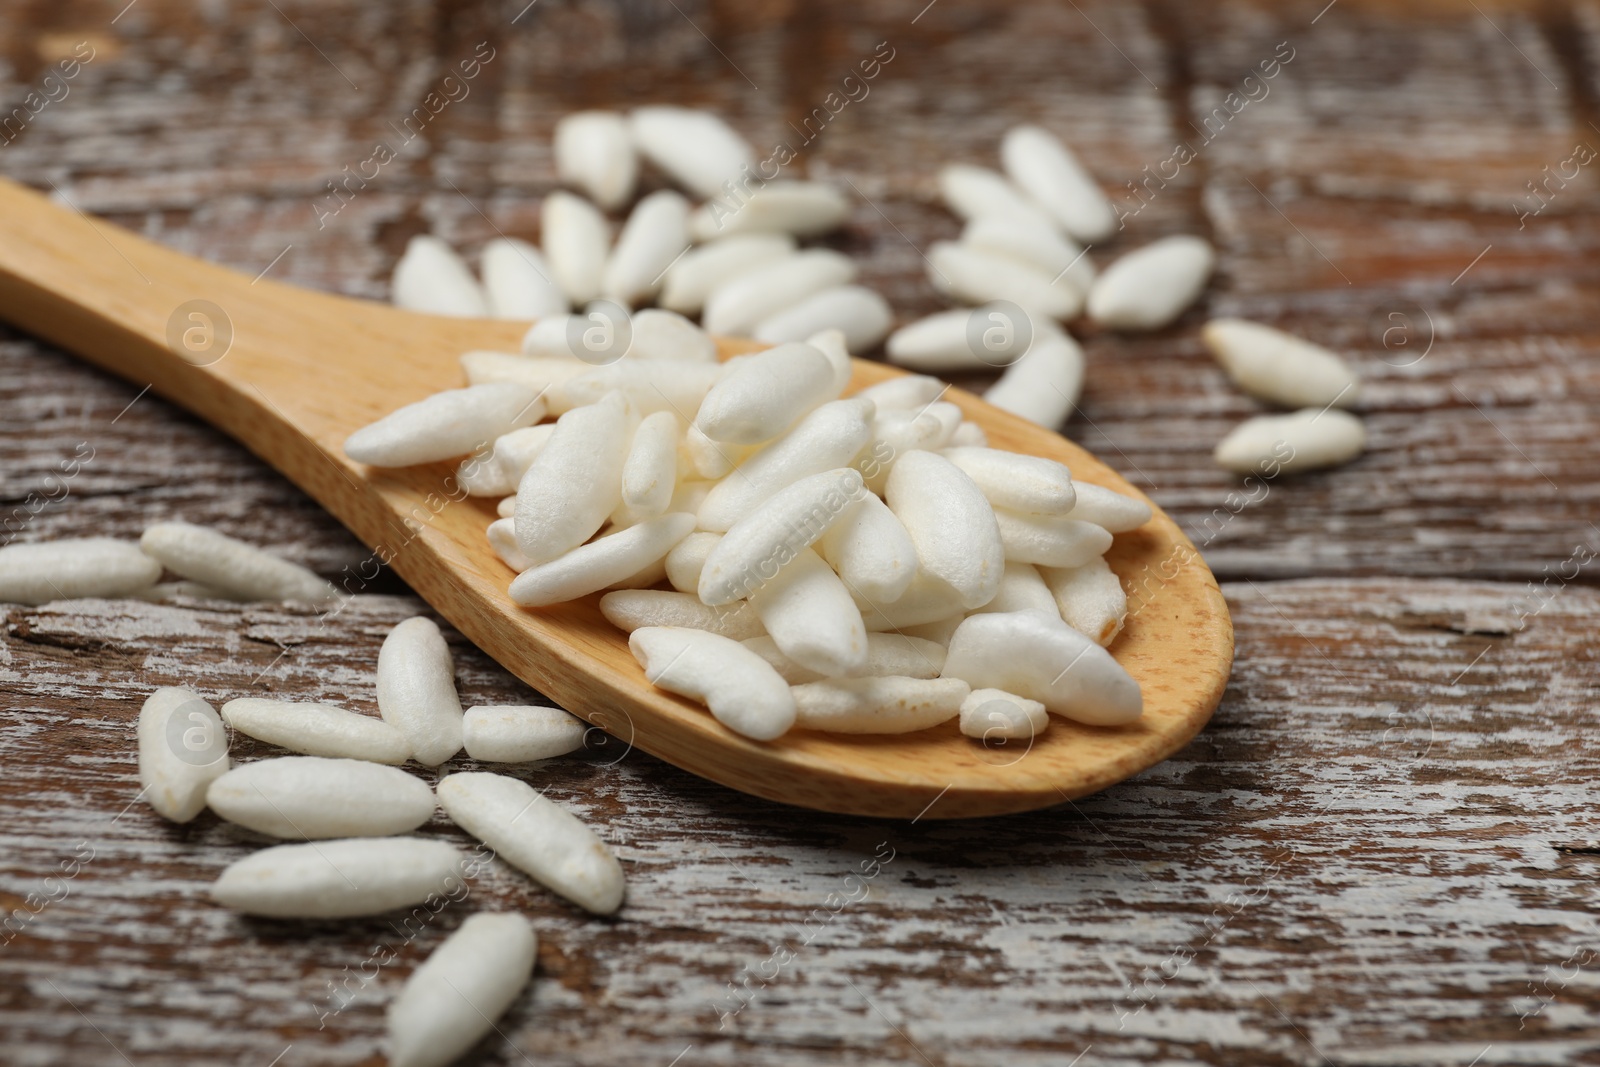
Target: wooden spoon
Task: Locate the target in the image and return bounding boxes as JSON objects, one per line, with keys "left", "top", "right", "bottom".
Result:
{"left": 0, "top": 177, "right": 1231, "bottom": 818}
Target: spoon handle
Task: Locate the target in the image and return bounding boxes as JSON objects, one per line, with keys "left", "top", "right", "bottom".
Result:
{"left": 0, "top": 176, "right": 256, "bottom": 399}
{"left": 0, "top": 173, "right": 522, "bottom": 486}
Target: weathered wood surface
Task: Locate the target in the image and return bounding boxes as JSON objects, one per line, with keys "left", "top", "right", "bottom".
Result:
{"left": 5, "top": 583, "right": 1600, "bottom": 1067}
{"left": 2, "top": 0, "right": 1599, "bottom": 1064}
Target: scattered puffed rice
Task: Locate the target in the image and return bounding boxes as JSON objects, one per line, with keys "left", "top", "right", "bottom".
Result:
{"left": 984, "top": 330, "right": 1086, "bottom": 429}
{"left": 140, "top": 521, "right": 338, "bottom": 603}
{"left": 688, "top": 180, "right": 851, "bottom": 240}
{"left": 962, "top": 215, "right": 1096, "bottom": 293}
{"left": 1202, "top": 317, "right": 1361, "bottom": 410}
{"left": 602, "top": 189, "right": 691, "bottom": 307}
{"left": 1088, "top": 235, "right": 1214, "bottom": 331}
{"left": 220, "top": 698, "right": 413, "bottom": 764}
{"left": 555, "top": 109, "right": 638, "bottom": 210}
{"left": 206, "top": 756, "right": 435, "bottom": 839}
{"left": 752, "top": 285, "right": 893, "bottom": 353}
{"left": 541, "top": 191, "right": 611, "bottom": 306}
{"left": 999, "top": 124, "right": 1116, "bottom": 243}
{"left": 928, "top": 241, "right": 1083, "bottom": 320}
{"left": 1214, "top": 407, "right": 1366, "bottom": 475}
{"left": 387, "top": 912, "right": 538, "bottom": 1067}
{"left": 481, "top": 238, "right": 568, "bottom": 320}
{"left": 462, "top": 705, "right": 588, "bottom": 763}
{"left": 347, "top": 103, "right": 1296, "bottom": 760}
{"left": 937, "top": 163, "right": 1058, "bottom": 233}
{"left": 138, "top": 687, "right": 230, "bottom": 823}
{"left": 629, "top": 105, "right": 755, "bottom": 201}
{"left": 392, "top": 235, "right": 489, "bottom": 318}
{"left": 437, "top": 771, "right": 624, "bottom": 914}
{"left": 702, "top": 250, "right": 856, "bottom": 336}
{"left": 209, "top": 837, "right": 466, "bottom": 919}
{"left": 377, "top": 616, "right": 465, "bottom": 767}
{"left": 0, "top": 538, "right": 161, "bottom": 605}
{"left": 659, "top": 233, "right": 796, "bottom": 315}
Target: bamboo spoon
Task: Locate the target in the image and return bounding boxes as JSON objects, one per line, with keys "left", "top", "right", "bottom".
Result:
{"left": 0, "top": 177, "right": 1231, "bottom": 818}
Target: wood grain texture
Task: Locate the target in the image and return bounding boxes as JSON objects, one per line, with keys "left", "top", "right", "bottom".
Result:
{"left": 3, "top": 581, "right": 1599, "bottom": 1067}
{"left": 2, "top": 0, "right": 1599, "bottom": 1063}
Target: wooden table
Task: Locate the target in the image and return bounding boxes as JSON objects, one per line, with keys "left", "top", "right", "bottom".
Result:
{"left": 4, "top": 1, "right": 1599, "bottom": 1064}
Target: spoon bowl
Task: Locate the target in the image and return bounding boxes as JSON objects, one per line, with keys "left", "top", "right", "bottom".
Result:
{"left": 0, "top": 177, "right": 1231, "bottom": 818}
